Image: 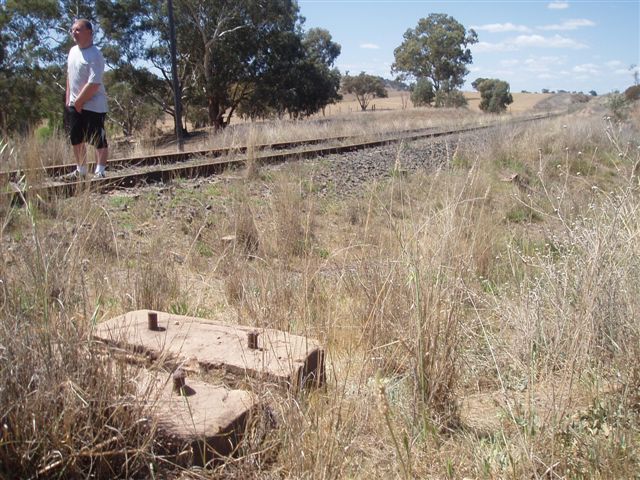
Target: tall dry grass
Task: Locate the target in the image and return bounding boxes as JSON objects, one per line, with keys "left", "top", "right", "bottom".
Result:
{"left": 0, "top": 195, "right": 160, "bottom": 478}
{"left": 1, "top": 104, "right": 639, "bottom": 478}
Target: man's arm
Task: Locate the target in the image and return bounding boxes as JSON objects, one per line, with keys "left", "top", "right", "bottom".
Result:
{"left": 73, "top": 83, "right": 100, "bottom": 112}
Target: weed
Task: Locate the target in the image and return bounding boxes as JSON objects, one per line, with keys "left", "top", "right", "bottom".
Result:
{"left": 2, "top": 103, "right": 640, "bottom": 479}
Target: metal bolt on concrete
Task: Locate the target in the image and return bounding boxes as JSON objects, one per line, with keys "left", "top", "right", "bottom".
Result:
{"left": 94, "top": 309, "right": 325, "bottom": 388}
{"left": 172, "top": 368, "right": 187, "bottom": 393}
{"left": 247, "top": 330, "right": 259, "bottom": 350}
{"left": 93, "top": 309, "right": 325, "bottom": 465}
{"left": 136, "top": 368, "right": 258, "bottom": 465}
{"left": 148, "top": 311, "right": 159, "bottom": 331}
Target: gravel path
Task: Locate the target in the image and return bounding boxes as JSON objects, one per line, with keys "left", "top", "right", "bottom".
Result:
{"left": 268, "top": 132, "right": 475, "bottom": 196}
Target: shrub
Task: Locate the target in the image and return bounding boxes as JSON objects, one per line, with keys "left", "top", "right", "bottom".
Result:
{"left": 473, "top": 78, "right": 514, "bottom": 113}
{"left": 571, "top": 93, "right": 591, "bottom": 104}
{"left": 607, "top": 92, "right": 631, "bottom": 121}
{"left": 410, "top": 78, "right": 435, "bottom": 106}
{"left": 624, "top": 84, "right": 640, "bottom": 102}
{"left": 434, "top": 89, "right": 467, "bottom": 108}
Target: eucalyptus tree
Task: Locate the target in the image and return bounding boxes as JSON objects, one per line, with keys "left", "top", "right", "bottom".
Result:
{"left": 142, "top": 0, "right": 306, "bottom": 130}
{"left": 342, "top": 72, "right": 388, "bottom": 111}
{"left": 299, "top": 27, "right": 342, "bottom": 116}
{"left": 0, "top": 0, "right": 64, "bottom": 134}
{"left": 238, "top": 27, "right": 342, "bottom": 120}
{"left": 392, "top": 14, "right": 477, "bottom": 95}
{"left": 2, "top": 1, "right": 343, "bottom": 135}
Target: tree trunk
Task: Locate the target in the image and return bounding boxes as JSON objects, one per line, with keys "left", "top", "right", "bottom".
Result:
{"left": 208, "top": 96, "right": 225, "bottom": 131}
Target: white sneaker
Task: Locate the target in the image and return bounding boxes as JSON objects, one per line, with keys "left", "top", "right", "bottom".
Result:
{"left": 93, "top": 171, "right": 106, "bottom": 179}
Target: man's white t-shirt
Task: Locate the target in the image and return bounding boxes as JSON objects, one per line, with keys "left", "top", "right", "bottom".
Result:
{"left": 67, "top": 44, "right": 108, "bottom": 113}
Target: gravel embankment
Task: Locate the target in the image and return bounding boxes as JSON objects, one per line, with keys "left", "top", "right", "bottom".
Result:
{"left": 268, "top": 133, "right": 475, "bottom": 196}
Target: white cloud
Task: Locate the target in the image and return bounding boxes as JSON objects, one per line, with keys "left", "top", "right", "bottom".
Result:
{"left": 548, "top": 1, "right": 569, "bottom": 9}
{"left": 573, "top": 63, "right": 600, "bottom": 75}
{"left": 606, "top": 60, "right": 625, "bottom": 69}
{"left": 360, "top": 43, "right": 380, "bottom": 50}
{"left": 472, "top": 33, "right": 586, "bottom": 52}
{"left": 539, "top": 19, "right": 596, "bottom": 31}
{"left": 523, "top": 56, "right": 566, "bottom": 73}
{"left": 472, "top": 41, "right": 513, "bottom": 53}
{"left": 601, "top": 62, "right": 639, "bottom": 76}
{"left": 492, "top": 69, "right": 516, "bottom": 76}
{"left": 500, "top": 59, "right": 520, "bottom": 67}
{"left": 513, "top": 34, "right": 587, "bottom": 49}
{"left": 471, "top": 22, "right": 531, "bottom": 33}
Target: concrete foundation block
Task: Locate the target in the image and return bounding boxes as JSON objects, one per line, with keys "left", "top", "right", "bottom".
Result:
{"left": 137, "top": 369, "right": 257, "bottom": 465}
{"left": 93, "top": 309, "right": 325, "bottom": 389}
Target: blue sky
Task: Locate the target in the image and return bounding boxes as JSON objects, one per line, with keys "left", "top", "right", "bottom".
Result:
{"left": 298, "top": 0, "right": 640, "bottom": 94}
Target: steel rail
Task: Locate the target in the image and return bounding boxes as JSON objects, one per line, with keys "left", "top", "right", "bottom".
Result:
{"left": 2, "top": 128, "right": 452, "bottom": 183}
{"left": 1, "top": 112, "right": 560, "bottom": 205}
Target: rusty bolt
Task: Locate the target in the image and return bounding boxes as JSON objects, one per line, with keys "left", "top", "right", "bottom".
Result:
{"left": 173, "top": 368, "right": 186, "bottom": 394}
{"left": 247, "top": 331, "right": 259, "bottom": 350}
{"left": 148, "top": 311, "right": 159, "bottom": 331}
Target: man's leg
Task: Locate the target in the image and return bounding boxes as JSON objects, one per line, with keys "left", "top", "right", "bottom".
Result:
{"left": 67, "top": 108, "right": 88, "bottom": 177}
{"left": 92, "top": 112, "right": 108, "bottom": 176}
{"left": 94, "top": 147, "right": 108, "bottom": 176}
{"left": 96, "top": 147, "right": 108, "bottom": 167}
{"left": 72, "top": 142, "right": 88, "bottom": 176}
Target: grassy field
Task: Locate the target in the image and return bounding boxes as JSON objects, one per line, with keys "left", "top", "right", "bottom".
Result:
{"left": 1, "top": 97, "right": 639, "bottom": 478}
{"left": 325, "top": 90, "right": 554, "bottom": 115}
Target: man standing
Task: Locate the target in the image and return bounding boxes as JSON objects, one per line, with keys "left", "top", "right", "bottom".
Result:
{"left": 65, "top": 19, "right": 108, "bottom": 180}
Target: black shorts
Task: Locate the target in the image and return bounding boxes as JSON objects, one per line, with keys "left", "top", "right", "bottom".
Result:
{"left": 67, "top": 107, "right": 108, "bottom": 149}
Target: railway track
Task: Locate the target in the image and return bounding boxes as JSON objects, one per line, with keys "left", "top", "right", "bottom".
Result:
{"left": 1, "top": 113, "right": 559, "bottom": 205}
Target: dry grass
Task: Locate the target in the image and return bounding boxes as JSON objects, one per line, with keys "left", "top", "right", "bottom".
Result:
{"left": 328, "top": 90, "right": 552, "bottom": 115}
{"left": 1, "top": 101, "right": 639, "bottom": 478}
{"left": 0, "top": 92, "right": 550, "bottom": 169}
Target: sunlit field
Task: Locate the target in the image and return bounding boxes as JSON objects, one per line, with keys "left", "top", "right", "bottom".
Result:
{"left": 1, "top": 96, "right": 639, "bottom": 478}
{"left": 317, "top": 90, "right": 554, "bottom": 116}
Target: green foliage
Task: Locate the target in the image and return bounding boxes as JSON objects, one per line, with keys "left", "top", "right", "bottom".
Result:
{"left": 410, "top": 78, "right": 435, "bottom": 106}
{"left": 94, "top": 0, "right": 153, "bottom": 65}
{"left": 607, "top": 92, "right": 631, "bottom": 121}
{"left": 589, "top": 90, "right": 598, "bottom": 96}
{"left": 505, "top": 204, "right": 542, "bottom": 223}
{"left": 434, "top": 89, "right": 467, "bottom": 108}
{"left": 105, "top": 68, "right": 164, "bottom": 136}
{"left": 160, "top": 0, "right": 309, "bottom": 128}
{"left": 342, "top": 72, "right": 388, "bottom": 111}
{"left": 2, "top": 1, "right": 341, "bottom": 135}
{"left": 392, "top": 13, "right": 477, "bottom": 93}
{"left": 10, "top": 1, "right": 338, "bottom": 136}
{"left": 473, "top": 77, "right": 513, "bottom": 113}
{"left": 302, "top": 27, "right": 341, "bottom": 68}
{"left": 36, "top": 125, "right": 53, "bottom": 140}
{"left": 385, "top": 78, "right": 410, "bottom": 91}
{"left": 238, "top": 27, "right": 342, "bottom": 120}
{"left": 0, "top": 0, "right": 152, "bottom": 135}
{"left": 0, "top": 1, "right": 65, "bottom": 134}
{"left": 139, "top": 1, "right": 342, "bottom": 129}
